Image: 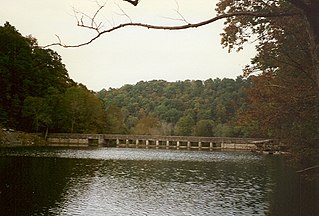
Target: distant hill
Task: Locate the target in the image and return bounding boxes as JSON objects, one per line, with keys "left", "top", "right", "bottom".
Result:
{"left": 97, "top": 77, "right": 252, "bottom": 137}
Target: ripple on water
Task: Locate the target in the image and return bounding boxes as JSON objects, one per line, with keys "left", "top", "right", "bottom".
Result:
{"left": 0, "top": 147, "right": 264, "bottom": 163}
{"left": 0, "top": 147, "right": 299, "bottom": 216}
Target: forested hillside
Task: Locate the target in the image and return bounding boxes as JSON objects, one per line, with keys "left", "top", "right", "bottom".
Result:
{"left": 97, "top": 77, "right": 251, "bottom": 137}
{"left": 0, "top": 22, "right": 252, "bottom": 137}
{"left": 0, "top": 22, "right": 106, "bottom": 135}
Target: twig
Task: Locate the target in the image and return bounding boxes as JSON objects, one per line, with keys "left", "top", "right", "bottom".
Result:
{"left": 173, "top": 0, "right": 189, "bottom": 24}
{"left": 114, "top": 3, "right": 132, "bottom": 23}
{"left": 91, "top": 2, "right": 106, "bottom": 28}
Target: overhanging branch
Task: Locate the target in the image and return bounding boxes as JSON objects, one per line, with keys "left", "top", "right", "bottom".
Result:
{"left": 44, "top": 11, "right": 300, "bottom": 48}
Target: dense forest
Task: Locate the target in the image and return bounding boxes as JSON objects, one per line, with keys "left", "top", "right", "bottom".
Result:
{"left": 0, "top": 22, "right": 106, "bottom": 136}
{"left": 97, "top": 78, "right": 251, "bottom": 137}
{"left": 0, "top": 22, "right": 252, "bottom": 138}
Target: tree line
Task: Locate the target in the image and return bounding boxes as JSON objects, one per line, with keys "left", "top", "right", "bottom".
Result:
{"left": 0, "top": 22, "right": 253, "bottom": 138}
{"left": 97, "top": 78, "right": 251, "bottom": 137}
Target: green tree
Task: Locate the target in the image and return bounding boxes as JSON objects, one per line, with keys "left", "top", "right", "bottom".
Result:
{"left": 31, "top": 47, "right": 74, "bottom": 95}
{"left": 105, "top": 105, "right": 127, "bottom": 134}
{"left": 22, "top": 96, "right": 51, "bottom": 133}
{"left": 0, "top": 22, "right": 33, "bottom": 128}
{"left": 153, "top": 103, "right": 181, "bottom": 124}
{"left": 0, "top": 22, "right": 74, "bottom": 131}
{"left": 194, "top": 120, "right": 214, "bottom": 137}
{"left": 175, "top": 115, "right": 195, "bottom": 136}
{"left": 61, "top": 86, "right": 106, "bottom": 133}
{"left": 213, "top": 123, "right": 234, "bottom": 137}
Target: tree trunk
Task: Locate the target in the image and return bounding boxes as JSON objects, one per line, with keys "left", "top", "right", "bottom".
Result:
{"left": 305, "top": 2, "right": 319, "bottom": 93}
{"left": 289, "top": 0, "right": 319, "bottom": 92}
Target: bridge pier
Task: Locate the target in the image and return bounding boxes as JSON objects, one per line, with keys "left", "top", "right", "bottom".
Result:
{"left": 98, "top": 135, "right": 103, "bottom": 146}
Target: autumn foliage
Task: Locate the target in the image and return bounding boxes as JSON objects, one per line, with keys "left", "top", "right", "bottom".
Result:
{"left": 217, "top": 0, "right": 319, "bottom": 164}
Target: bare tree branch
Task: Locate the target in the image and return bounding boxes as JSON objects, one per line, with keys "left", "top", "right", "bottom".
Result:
{"left": 44, "top": 11, "right": 300, "bottom": 48}
{"left": 91, "top": 2, "right": 106, "bottom": 29}
{"left": 55, "top": 34, "right": 62, "bottom": 44}
{"left": 73, "top": 2, "right": 106, "bottom": 33}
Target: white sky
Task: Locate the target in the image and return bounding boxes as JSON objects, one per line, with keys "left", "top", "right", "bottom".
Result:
{"left": 0, "top": 0, "right": 256, "bottom": 91}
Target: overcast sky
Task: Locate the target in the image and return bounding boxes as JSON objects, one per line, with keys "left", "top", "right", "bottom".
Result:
{"left": 1, "top": 0, "right": 256, "bottom": 91}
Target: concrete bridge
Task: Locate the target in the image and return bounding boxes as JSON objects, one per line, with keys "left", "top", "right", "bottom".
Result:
{"left": 46, "top": 133, "right": 280, "bottom": 152}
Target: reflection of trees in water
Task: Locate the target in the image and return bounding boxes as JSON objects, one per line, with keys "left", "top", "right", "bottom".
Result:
{"left": 0, "top": 157, "right": 75, "bottom": 215}
{"left": 296, "top": 166, "right": 319, "bottom": 216}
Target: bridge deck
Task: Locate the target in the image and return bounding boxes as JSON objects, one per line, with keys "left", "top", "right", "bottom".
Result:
{"left": 46, "top": 133, "right": 280, "bottom": 151}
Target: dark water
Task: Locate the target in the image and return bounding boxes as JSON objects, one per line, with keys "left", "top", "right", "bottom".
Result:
{"left": 0, "top": 147, "right": 318, "bottom": 216}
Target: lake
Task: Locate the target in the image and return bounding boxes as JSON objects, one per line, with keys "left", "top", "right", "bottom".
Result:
{"left": 0, "top": 147, "right": 318, "bottom": 215}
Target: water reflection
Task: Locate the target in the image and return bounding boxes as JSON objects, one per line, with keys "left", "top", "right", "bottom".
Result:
{"left": 0, "top": 148, "right": 318, "bottom": 215}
